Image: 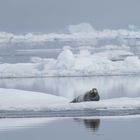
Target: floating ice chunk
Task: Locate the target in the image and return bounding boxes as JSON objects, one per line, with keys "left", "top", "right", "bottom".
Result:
{"left": 74, "top": 55, "right": 93, "bottom": 71}
{"left": 95, "top": 49, "right": 134, "bottom": 61}
{"left": 56, "top": 46, "right": 75, "bottom": 69}
{"left": 30, "top": 57, "right": 43, "bottom": 63}
{"left": 123, "top": 56, "right": 140, "bottom": 73}
{"left": 0, "top": 47, "right": 140, "bottom": 77}
{"left": 128, "top": 25, "right": 140, "bottom": 31}
{"left": 68, "top": 23, "right": 95, "bottom": 34}
{"left": 79, "top": 49, "right": 91, "bottom": 57}
{"left": 100, "top": 45, "right": 130, "bottom": 51}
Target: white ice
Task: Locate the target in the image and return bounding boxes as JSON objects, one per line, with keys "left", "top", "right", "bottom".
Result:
{"left": 0, "top": 88, "right": 68, "bottom": 110}
{"left": 0, "top": 47, "right": 140, "bottom": 77}
{"left": 0, "top": 88, "right": 140, "bottom": 111}
{"left": 0, "top": 23, "right": 140, "bottom": 47}
{"left": 0, "top": 23, "right": 140, "bottom": 77}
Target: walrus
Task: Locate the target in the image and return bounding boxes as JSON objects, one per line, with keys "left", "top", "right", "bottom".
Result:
{"left": 71, "top": 88, "right": 100, "bottom": 103}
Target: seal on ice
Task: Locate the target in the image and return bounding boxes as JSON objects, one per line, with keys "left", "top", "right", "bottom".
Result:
{"left": 71, "top": 88, "right": 100, "bottom": 103}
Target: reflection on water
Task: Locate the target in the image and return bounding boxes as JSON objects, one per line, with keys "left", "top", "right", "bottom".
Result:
{"left": 74, "top": 118, "right": 100, "bottom": 132}
{"left": 83, "top": 119, "right": 100, "bottom": 131}
{"left": 0, "top": 75, "right": 140, "bottom": 100}
{"left": 0, "top": 118, "right": 100, "bottom": 132}
{"left": 0, "top": 116, "right": 140, "bottom": 140}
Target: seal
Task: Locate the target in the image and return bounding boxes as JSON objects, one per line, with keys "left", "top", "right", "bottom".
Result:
{"left": 71, "top": 88, "right": 100, "bottom": 103}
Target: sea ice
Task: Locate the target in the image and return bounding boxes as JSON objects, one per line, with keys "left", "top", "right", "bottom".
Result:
{"left": 0, "top": 88, "right": 140, "bottom": 112}
{"left": 0, "top": 47, "right": 140, "bottom": 77}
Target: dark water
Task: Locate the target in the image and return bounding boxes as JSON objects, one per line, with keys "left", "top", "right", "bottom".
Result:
{"left": 0, "top": 116, "right": 140, "bottom": 140}
{"left": 0, "top": 75, "right": 140, "bottom": 100}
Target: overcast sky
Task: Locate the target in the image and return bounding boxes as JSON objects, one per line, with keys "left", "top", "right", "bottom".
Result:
{"left": 0, "top": 0, "right": 140, "bottom": 33}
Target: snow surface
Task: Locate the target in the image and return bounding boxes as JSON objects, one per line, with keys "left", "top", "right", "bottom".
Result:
{"left": 0, "top": 47, "right": 140, "bottom": 77}
{"left": 0, "top": 88, "right": 140, "bottom": 111}
{"left": 0, "top": 88, "right": 68, "bottom": 110}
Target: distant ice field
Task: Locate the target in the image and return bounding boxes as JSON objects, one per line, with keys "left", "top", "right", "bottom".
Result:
{"left": 0, "top": 23, "right": 140, "bottom": 77}
{"left": 0, "top": 23, "right": 140, "bottom": 63}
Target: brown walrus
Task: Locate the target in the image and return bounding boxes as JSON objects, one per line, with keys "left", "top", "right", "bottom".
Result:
{"left": 71, "top": 88, "right": 100, "bottom": 103}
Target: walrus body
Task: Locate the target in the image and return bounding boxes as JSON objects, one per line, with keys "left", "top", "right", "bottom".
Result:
{"left": 71, "top": 88, "right": 100, "bottom": 103}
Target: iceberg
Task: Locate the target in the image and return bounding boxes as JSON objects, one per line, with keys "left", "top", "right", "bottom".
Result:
{"left": 68, "top": 23, "right": 95, "bottom": 33}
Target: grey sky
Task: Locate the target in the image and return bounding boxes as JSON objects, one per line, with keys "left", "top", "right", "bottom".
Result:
{"left": 0, "top": 0, "right": 140, "bottom": 33}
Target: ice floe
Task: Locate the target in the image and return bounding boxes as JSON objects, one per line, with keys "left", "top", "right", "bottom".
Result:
{"left": 0, "top": 47, "right": 140, "bottom": 77}
{"left": 0, "top": 88, "right": 140, "bottom": 112}
{"left": 0, "top": 23, "right": 140, "bottom": 48}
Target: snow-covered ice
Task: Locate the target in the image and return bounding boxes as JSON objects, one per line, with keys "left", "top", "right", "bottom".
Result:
{"left": 0, "top": 47, "right": 140, "bottom": 78}
{"left": 0, "top": 23, "right": 140, "bottom": 47}
{"left": 0, "top": 88, "right": 68, "bottom": 110}
{"left": 0, "top": 88, "right": 140, "bottom": 112}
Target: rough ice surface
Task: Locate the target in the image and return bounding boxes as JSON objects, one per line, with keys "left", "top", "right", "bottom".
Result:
{"left": 0, "top": 88, "right": 140, "bottom": 111}
{"left": 0, "top": 23, "right": 140, "bottom": 48}
{"left": 0, "top": 23, "right": 140, "bottom": 77}
{"left": 0, "top": 47, "right": 140, "bottom": 78}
